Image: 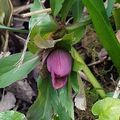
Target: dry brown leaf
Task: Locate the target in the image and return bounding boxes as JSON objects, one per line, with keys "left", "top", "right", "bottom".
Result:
{"left": 74, "top": 93, "right": 86, "bottom": 111}
{"left": 74, "top": 74, "right": 86, "bottom": 111}
{"left": 0, "top": 92, "right": 16, "bottom": 112}
{"left": 116, "top": 30, "right": 120, "bottom": 43}
{"left": 7, "top": 80, "right": 35, "bottom": 103}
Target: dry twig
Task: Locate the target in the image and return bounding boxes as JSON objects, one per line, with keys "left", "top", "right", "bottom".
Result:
{"left": 21, "top": 8, "right": 51, "bottom": 18}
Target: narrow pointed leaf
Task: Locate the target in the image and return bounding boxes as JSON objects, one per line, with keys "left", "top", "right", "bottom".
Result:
{"left": 82, "top": 0, "right": 120, "bottom": 73}
{"left": 27, "top": 77, "right": 52, "bottom": 120}
{"left": 50, "top": 0, "right": 64, "bottom": 16}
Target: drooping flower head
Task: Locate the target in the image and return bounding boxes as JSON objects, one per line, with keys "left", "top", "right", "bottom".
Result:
{"left": 47, "top": 49, "right": 72, "bottom": 89}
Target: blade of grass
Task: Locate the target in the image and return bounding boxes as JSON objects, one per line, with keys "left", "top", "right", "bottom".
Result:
{"left": 82, "top": 0, "right": 120, "bottom": 73}
{"left": 0, "top": 25, "right": 28, "bottom": 33}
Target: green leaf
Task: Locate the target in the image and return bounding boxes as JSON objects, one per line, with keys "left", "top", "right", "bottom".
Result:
{"left": 0, "top": 52, "right": 33, "bottom": 75}
{"left": 58, "top": 86, "right": 74, "bottom": 119}
{"left": 56, "top": 33, "right": 73, "bottom": 50}
{"left": 0, "top": 25, "right": 28, "bottom": 33}
{"left": 61, "top": 0, "right": 76, "bottom": 21}
{"left": 92, "top": 97, "right": 120, "bottom": 120}
{"left": 49, "top": 86, "right": 71, "bottom": 120}
{"left": 72, "top": 0, "right": 84, "bottom": 22}
{"left": 28, "top": 77, "right": 72, "bottom": 120}
{"left": 68, "top": 26, "right": 85, "bottom": 45}
{"left": 50, "top": 0, "right": 64, "bottom": 16}
{"left": 113, "top": 8, "right": 120, "bottom": 30}
{"left": 0, "top": 111, "right": 27, "bottom": 120}
{"left": 82, "top": 0, "right": 120, "bottom": 73}
{"left": 0, "top": 0, "right": 13, "bottom": 25}
{"left": 71, "top": 47, "right": 106, "bottom": 98}
{"left": 29, "top": 0, "right": 57, "bottom": 32}
{"left": 69, "top": 71, "right": 79, "bottom": 93}
{"left": 0, "top": 55, "right": 39, "bottom": 88}
{"left": 27, "top": 77, "right": 52, "bottom": 120}
{"left": 28, "top": 0, "right": 58, "bottom": 52}
{"left": 33, "top": 34, "right": 61, "bottom": 49}
{"left": 106, "top": 0, "right": 115, "bottom": 17}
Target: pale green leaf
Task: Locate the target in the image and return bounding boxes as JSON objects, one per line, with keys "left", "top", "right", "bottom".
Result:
{"left": 0, "top": 52, "right": 33, "bottom": 75}
{"left": 0, "top": 111, "right": 27, "bottom": 120}
{"left": 106, "top": 0, "right": 115, "bottom": 17}
{"left": 0, "top": 0, "right": 13, "bottom": 25}
{"left": 0, "top": 55, "right": 39, "bottom": 88}
{"left": 92, "top": 97, "right": 120, "bottom": 120}
{"left": 28, "top": 0, "right": 58, "bottom": 52}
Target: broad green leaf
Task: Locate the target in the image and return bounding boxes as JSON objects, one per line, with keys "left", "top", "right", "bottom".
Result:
{"left": 0, "top": 55, "right": 39, "bottom": 88}
{"left": 58, "top": 86, "right": 74, "bottom": 119}
{"left": 50, "top": 0, "right": 64, "bottom": 16}
{"left": 82, "top": 0, "right": 120, "bottom": 73}
{"left": 29, "top": 0, "right": 57, "bottom": 33}
{"left": 27, "top": 77, "right": 52, "bottom": 120}
{"left": 0, "top": 52, "right": 34, "bottom": 75}
{"left": 72, "top": 0, "right": 84, "bottom": 22}
{"left": 0, "top": 111, "right": 27, "bottom": 120}
{"left": 92, "top": 97, "right": 120, "bottom": 120}
{"left": 69, "top": 71, "right": 79, "bottom": 93}
{"left": 60, "top": 0, "right": 76, "bottom": 21}
{"left": 28, "top": 77, "right": 71, "bottom": 120}
{"left": 28, "top": 0, "right": 58, "bottom": 52}
{"left": 49, "top": 86, "right": 71, "bottom": 120}
{"left": 56, "top": 33, "right": 73, "bottom": 50}
{"left": 0, "top": 0, "right": 13, "bottom": 25}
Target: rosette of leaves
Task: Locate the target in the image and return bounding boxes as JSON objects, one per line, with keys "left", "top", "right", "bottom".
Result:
{"left": 27, "top": 0, "right": 105, "bottom": 120}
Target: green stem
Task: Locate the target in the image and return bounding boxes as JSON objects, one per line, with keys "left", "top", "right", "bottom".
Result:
{"left": 83, "top": 65, "right": 106, "bottom": 98}
{"left": 0, "top": 25, "right": 28, "bottom": 33}
{"left": 66, "top": 16, "right": 91, "bottom": 31}
{"left": 71, "top": 47, "right": 106, "bottom": 98}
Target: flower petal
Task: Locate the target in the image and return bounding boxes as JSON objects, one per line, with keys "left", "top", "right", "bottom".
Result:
{"left": 51, "top": 71, "right": 67, "bottom": 89}
{"left": 47, "top": 49, "right": 72, "bottom": 76}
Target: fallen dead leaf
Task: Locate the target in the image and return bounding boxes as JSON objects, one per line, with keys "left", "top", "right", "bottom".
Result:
{"left": 0, "top": 92, "right": 16, "bottom": 112}
{"left": 7, "top": 80, "right": 35, "bottom": 103}
{"left": 74, "top": 93, "right": 86, "bottom": 111}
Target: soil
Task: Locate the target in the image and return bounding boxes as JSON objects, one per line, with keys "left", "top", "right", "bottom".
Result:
{"left": 0, "top": 0, "right": 119, "bottom": 120}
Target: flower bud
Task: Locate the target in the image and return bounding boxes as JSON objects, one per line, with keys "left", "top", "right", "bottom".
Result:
{"left": 47, "top": 49, "right": 72, "bottom": 89}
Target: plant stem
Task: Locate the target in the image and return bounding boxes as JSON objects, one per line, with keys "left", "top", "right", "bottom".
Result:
{"left": 72, "top": 48, "right": 106, "bottom": 98}
{"left": 83, "top": 65, "right": 106, "bottom": 98}
{"left": 0, "top": 25, "right": 28, "bottom": 33}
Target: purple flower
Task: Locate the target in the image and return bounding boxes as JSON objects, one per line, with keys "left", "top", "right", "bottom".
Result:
{"left": 47, "top": 49, "right": 72, "bottom": 89}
